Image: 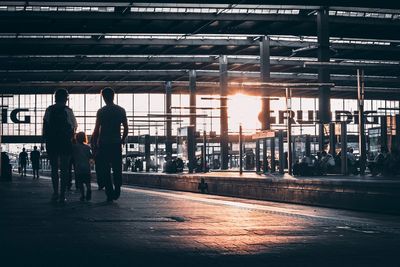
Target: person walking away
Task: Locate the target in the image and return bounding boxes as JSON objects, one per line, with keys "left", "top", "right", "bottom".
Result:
{"left": 19, "top": 148, "right": 28, "bottom": 177}
{"left": 72, "top": 132, "right": 93, "bottom": 201}
{"left": 92, "top": 88, "right": 128, "bottom": 202}
{"left": 30, "top": 146, "right": 40, "bottom": 180}
{"left": 43, "top": 89, "right": 77, "bottom": 203}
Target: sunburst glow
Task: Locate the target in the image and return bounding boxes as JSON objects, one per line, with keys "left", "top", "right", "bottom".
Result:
{"left": 228, "top": 93, "right": 261, "bottom": 132}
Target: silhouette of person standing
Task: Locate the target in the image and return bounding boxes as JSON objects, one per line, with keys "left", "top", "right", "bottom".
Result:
{"left": 92, "top": 88, "right": 128, "bottom": 202}
{"left": 30, "top": 146, "right": 40, "bottom": 180}
{"left": 43, "top": 89, "right": 77, "bottom": 203}
{"left": 19, "top": 148, "right": 28, "bottom": 177}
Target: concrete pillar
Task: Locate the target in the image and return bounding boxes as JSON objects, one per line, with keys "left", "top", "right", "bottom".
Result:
{"left": 260, "top": 36, "right": 271, "bottom": 130}
{"left": 255, "top": 140, "right": 261, "bottom": 173}
{"left": 144, "top": 134, "right": 151, "bottom": 172}
{"left": 317, "top": 8, "right": 331, "bottom": 150}
{"left": 357, "top": 69, "right": 366, "bottom": 175}
{"left": 262, "top": 139, "right": 268, "bottom": 173}
{"left": 341, "top": 122, "right": 348, "bottom": 175}
{"left": 189, "top": 70, "right": 196, "bottom": 129}
{"left": 270, "top": 137, "right": 276, "bottom": 172}
{"left": 189, "top": 70, "right": 197, "bottom": 172}
{"left": 318, "top": 123, "right": 325, "bottom": 152}
{"left": 187, "top": 126, "right": 196, "bottom": 174}
{"left": 380, "top": 116, "right": 388, "bottom": 152}
{"left": 286, "top": 88, "right": 292, "bottom": 175}
{"left": 219, "top": 55, "right": 229, "bottom": 170}
{"left": 395, "top": 115, "right": 400, "bottom": 151}
{"left": 202, "top": 130, "right": 207, "bottom": 172}
{"left": 260, "top": 36, "right": 271, "bottom": 173}
{"left": 305, "top": 134, "right": 311, "bottom": 157}
{"left": 278, "top": 130, "right": 284, "bottom": 174}
{"left": 329, "top": 122, "right": 336, "bottom": 156}
{"left": 239, "top": 124, "right": 243, "bottom": 174}
{"left": 165, "top": 81, "right": 172, "bottom": 157}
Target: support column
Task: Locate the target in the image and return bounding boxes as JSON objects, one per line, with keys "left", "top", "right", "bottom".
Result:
{"left": 270, "top": 137, "right": 276, "bottom": 172}
{"left": 239, "top": 124, "right": 243, "bottom": 175}
{"left": 395, "top": 115, "right": 400, "bottom": 150}
{"left": 189, "top": 70, "right": 197, "bottom": 173}
{"left": 144, "top": 134, "right": 151, "bottom": 172}
{"left": 260, "top": 36, "right": 271, "bottom": 173}
{"left": 286, "top": 88, "right": 292, "bottom": 175}
{"left": 380, "top": 116, "right": 388, "bottom": 152}
{"left": 255, "top": 140, "right": 260, "bottom": 173}
{"left": 260, "top": 36, "right": 271, "bottom": 130}
{"left": 262, "top": 139, "right": 268, "bottom": 173}
{"left": 219, "top": 55, "right": 229, "bottom": 170}
{"left": 318, "top": 123, "right": 325, "bottom": 152}
{"left": 278, "top": 130, "right": 284, "bottom": 174}
{"left": 341, "top": 122, "right": 348, "bottom": 175}
{"left": 329, "top": 122, "right": 336, "bottom": 156}
{"left": 357, "top": 69, "right": 366, "bottom": 175}
{"left": 317, "top": 8, "right": 331, "bottom": 148}
{"left": 165, "top": 81, "right": 172, "bottom": 157}
{"left": 305, "top": 134, "right": 311, "bottom": 157}
{"left": 187, "top": 126, "right": 196, "bottom": 174}
{"left": 202, "top": 130, "right": 207, "bottom": 172}
{"left": 189, "top": 70, "right": 197, "bottom": 129}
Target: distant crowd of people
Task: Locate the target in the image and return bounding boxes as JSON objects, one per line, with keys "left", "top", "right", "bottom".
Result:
{"left": 292, "top": 147, "right": 400, "bottom": 177}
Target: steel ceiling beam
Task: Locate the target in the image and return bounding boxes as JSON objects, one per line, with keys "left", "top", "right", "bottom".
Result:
{"left": 1, "top": 55, "right": 399, "bottom": 68}
{"left": 1, "top": 1, "right": 398, "bottom": 9}
{"left": 0, "top": 38, "right": 398, "bottom": 52}
{"left": 0, "top": 69, "right": 397, "bottom": 83}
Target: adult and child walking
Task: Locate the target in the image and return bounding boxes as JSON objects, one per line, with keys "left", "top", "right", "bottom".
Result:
{"left": 42, "top": 88, "right": 128, "bottom": 204}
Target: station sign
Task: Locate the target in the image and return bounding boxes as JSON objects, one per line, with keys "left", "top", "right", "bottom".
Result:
{"left": 1, "top": 108, "right": 31, "bottom": 124}
{"left": 252, "top": 130, "right": 275, "bottom": 140}
{"left": 260, "top": 110, "right": 380, "bottom": 125}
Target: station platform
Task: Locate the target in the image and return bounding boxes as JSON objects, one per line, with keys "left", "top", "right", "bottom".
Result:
{"left": 1, "top": 176, "right": 400, "bottom": 266}
{"left": 36, "top": 170, "right": 400, "bottom": 215}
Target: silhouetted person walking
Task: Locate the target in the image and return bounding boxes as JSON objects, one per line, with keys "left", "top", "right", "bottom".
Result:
{"left": 92, "top": 88, "right": 128, "bottom": 202}
{"left": 72, "top": 132, "right": 93, "bottom": 201}
{"left": 43, "top": 89, "right": 77, "bottom": 203}
{"left": 19, "top": 148, "right": 28, "bottom": 177}
{"left": 30, "top": 146, "right": 40, "bottom": 180}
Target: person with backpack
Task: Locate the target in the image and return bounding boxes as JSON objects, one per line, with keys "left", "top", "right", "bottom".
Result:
{"left": 92, "top": 88, "right": 128, "bottom": 202}
{"left": 43, "top": 89, "right": 77, "bottom": 203}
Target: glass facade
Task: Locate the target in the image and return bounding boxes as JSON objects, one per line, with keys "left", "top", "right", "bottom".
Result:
{"left": 1, "top": 93, "right": 399, "bottom": 138}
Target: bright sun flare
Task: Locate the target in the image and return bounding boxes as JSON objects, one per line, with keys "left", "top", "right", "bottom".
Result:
{"left": 228, "top": 93, "right": 261, "bottom": 133}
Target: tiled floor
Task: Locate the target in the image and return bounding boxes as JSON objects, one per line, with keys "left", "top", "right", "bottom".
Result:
{"left": 1, "top": 176, "right": 399, "bottom": 266}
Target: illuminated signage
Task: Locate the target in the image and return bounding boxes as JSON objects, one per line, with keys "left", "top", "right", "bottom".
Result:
{"left": 1, "top": 108, "right": 31, "bottom": 124}
{"left": 260, "top": 110, "right": 379, "bottom": 125}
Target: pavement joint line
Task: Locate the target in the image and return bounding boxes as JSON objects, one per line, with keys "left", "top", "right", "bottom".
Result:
{"left": 123, "top": 185, "right": 400, "bottom": 234}
{"left": 38, "top": 176, "right": 400, "bottom": 234}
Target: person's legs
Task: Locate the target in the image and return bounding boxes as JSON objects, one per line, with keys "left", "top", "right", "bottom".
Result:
{"left": 98, "top": 147, "right": 113, "bottom": 201}
{"left": 23, "top": 163, "right": 27, "bottom": 176}
{"left": 75, "top": 173, "right": 85, "bottom": 201}
{"left": 110, "top": 144, "right": 122, "bottom": 200}
{"left": 59, "top": 154, "right": 71, "bottom": 202}
{"left": 49, "top": 153, "right": 60, "bottom": 200}
{"left": 95, "top": 156, "right": 105, "bottom": 190}
{"left": 85, "top": 174, "right": 92, "bottom": 201}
